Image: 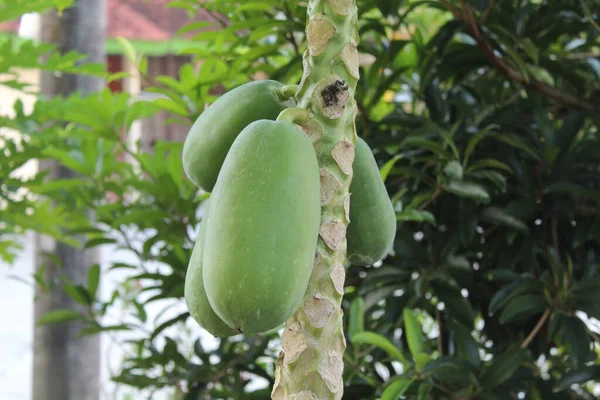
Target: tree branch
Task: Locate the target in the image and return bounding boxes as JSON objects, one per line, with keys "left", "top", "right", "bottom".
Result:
{"left": 580, "top": 0, "right": 600, "bottom": 33}
{"left": 441, "top": 0, "right": 599, "bottom": 112}
{"left": 521, "top": 308, "right": 550, "bottom": 348}
{"left": 440, "top": 0, "right": 461, "bottom": 20}
{"left": 480, "top": 0, "right": 494, "bottom": 25}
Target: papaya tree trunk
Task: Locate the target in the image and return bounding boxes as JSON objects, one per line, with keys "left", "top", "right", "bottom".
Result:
{"left": 272, "top": 1, "right": 359, "bottom": 399}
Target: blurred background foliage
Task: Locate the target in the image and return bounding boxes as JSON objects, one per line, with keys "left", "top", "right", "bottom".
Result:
{"left": 1, "top": 0, "right": 600, "bottom": 399}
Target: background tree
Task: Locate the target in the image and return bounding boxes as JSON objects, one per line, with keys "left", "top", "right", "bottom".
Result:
{"left": 1, "top": 0, "right": 599, "bottom": 399}
{"left": 31, "top": 1, "right": 107, "bottom": 399}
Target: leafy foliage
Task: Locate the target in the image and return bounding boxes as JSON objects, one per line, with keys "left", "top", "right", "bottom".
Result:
{"left": 1, "top": 0, "right": 600, "bottom": 399}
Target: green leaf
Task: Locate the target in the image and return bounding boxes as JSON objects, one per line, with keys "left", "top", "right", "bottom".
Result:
{"left": 482, "top": 207, "right": 529, "bottom": 233}
{"left": 150, "top": 312, "right": 189, "bottom": 341}
{"left": 421, "top": 357, "right": 475, "bottom": 382}
{"left": 521, "top": 38, "right": 539, "bottom": 64}
{"left": 396, "top": 209, "right": 437, "bottom": 226}
{"left": 554, "top": 365, "right": 600, "bottom": 392}
{"left": 494, "top": 135, "right": 541, "bottom": 161}
{"left": 116, "top": 37, "right": 137, "bottom": 64}
{"left": 434, "top": 286, "right": 475, "bottom": 326}
{"left": 417, "top": 382, "right": 432, "bottom": 400}
{"left": 543, "top": 182, "right": 600, "bottom": 201}
{"left": 401, "top": 137, "right": 451, "bottom": 159}
{"left": 463, "top": 127, "right": 497, "bottom": 166}
{"left": 577, "top": 303, "right": 600, "bottom": 320}
{"left": 556, "top": 111, "right": 586, "bottom": 148}
{"left": 452, "top": 320, "right": 481, "bottom": 368}
{"left": 34, "top": 178, "right": 89, "bottom": 193}
{"left": 85, "top": 237, "right": 117, "bottom": 249}
{"left": 234, "top": 2, "right": 273, "bottom": 12}
{"left": 459, "top": 212, "right": 478, "bottom": 247}
{"left": 572, "top": 275, "right": 600, "bottom": 295}
{"left": 415, "top": 352, "right": 431, "bottom": 372}
{"left": 37, "top": 309, "right": 82, "bottom": 325}
{"left": 80, "top": 324, "right": 132, "bottom": 336}
{"left": 87, "top": 264, "right": 100, "bottom": 298}
{"left": 380, "top": 155, "right": 402, "bottom": 183}
{"left": 447, "top": 254, "right": 471, "bottom": 272}
{"left": 403, "top": 309, "right": 424, "bottom": 358}
{"left": 467, "top": 158, "right": 513, "bottom": 173}
{"left": 560, "top": 316, "right": 592, "bottom": 367}
{"left": 351, "top": 331, "right": 407, "bottom": 363}
{"left": 381, "top": 378, "right": 413, "bottom": 400}
{"left": 480, "top": 347, "right": 527, "bottom": 388}
{"left": 152, "top": 98, "right": 189, "bottom": 116}
{"left": 348, "top": 297, "right": 365, "bottom": 339}
{"left": 446, "top": 181, "right": 490, "bottom": 203}
{"left": 499, "top": 295, "right": 546, "bottom": 324}
{"left": 488, "top": 279, "right": 539, "bottom": 314}
{"left": 443, "top": 160, "right": 463, "bottom": 181}
{"left": 64, "top": 283, "right": 92, "bottom": 305}
{"left": 474, "top": 170, "right": 506, "bottom": 191}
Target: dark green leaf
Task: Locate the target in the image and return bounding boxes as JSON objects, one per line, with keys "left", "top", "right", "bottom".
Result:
{"left": 494, "top": 135, "right": 541, "bottom": 161}
{"left": 422, "top": 357, "right": 475, "bottom": 382}
{"left": 554, "top": 366, "right": 600, "bottom": 392}
{"left": 64, "top": 283, "right": 93, "bottom": 305}
{"left": 488, "top": 279, "right": 539, "bottom": 314}
{"left": 499, "top": 295, "right": 547, "bottom": 324}
{"left": 543, "top": 182, "right": 600, "bottom": 201}
{"left": 560, "top": 317, "right": 592, "bottom": 367}
{"left": 482, "top": 207, "right": 529, "bottom": 233}
{"left": 446, "top": 181, "right": 490, "bottom": 203}
{"left": 480, "top": 347, "right": 528, "bottom": 388}
{"left": 452, "top": 320, "right": 481, "bottom": 368}
{"left": 401, "top": 137, "right": 451, "bottom": 159}
{"left": 84, "top": 237, "right": 117, "bottom": 249}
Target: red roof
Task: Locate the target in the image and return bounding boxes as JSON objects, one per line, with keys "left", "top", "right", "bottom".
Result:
{"left": 0, "top": 0, "right": 220, "bottom": 41}
{"left": 0, "top": 20, "right": 20, "bottom": 33}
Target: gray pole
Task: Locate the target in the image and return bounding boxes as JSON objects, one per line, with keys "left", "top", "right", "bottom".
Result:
{"left": 33, "top": 1, "right": 106, "bottom": 399}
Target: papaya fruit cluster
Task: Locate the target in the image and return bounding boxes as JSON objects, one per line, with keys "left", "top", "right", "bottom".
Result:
{"left": 183, "top": 80, "right": 396, "bottom": 337}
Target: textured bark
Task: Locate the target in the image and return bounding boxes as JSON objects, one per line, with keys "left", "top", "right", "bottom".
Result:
{"left": 272, "top": 1, "right": 359, "bottom": 399}
{"left": 33, "top": 2, "right": 106, "bottom": 400}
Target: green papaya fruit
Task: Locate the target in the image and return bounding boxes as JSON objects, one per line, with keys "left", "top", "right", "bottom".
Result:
{"left": 184, "top": 201, "right": 238, "bottom": 337}
{"left": 182, "top": 80, "right": 294, "bottom": 192}
{"left": 203, "top": 120, "right": 321, "bottom": 334}
{"left": 347, "top": 137, "right": 397, "bottom": 266}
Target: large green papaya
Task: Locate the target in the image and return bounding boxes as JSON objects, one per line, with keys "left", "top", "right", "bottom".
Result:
{"left": 182, "top": 80, "right": 294, "bottom": 192}
{"left": 203, "top": 120, "right": 321, "bottom": 334}
{"left": 347, "top": 137, "right": 397, "bottom": 266}
{"left": 184, "top": 201, "right": 238, "bottom": 337}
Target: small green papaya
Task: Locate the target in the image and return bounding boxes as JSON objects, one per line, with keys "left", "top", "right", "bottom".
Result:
{"left": 347, "top": 137, "right": 397, "bottom": 266}
{"left": 182, "top": 80, "right": 294, "bottom": 192}
{"left": 203, "top": 120, "right": 320, "bottom": 335}
{"left": 184, "top": 201, "right": 238, "bottom": 337}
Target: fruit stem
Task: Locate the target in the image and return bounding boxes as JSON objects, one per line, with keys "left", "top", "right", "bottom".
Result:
{"left": 272, "top": 1, "right": 360, "bottom": 399}
{"left": 276, "top": 108, "right": 313, "bottom": 125}
{"left": 276, "top": 84, "right": 300, "bottom": 101}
